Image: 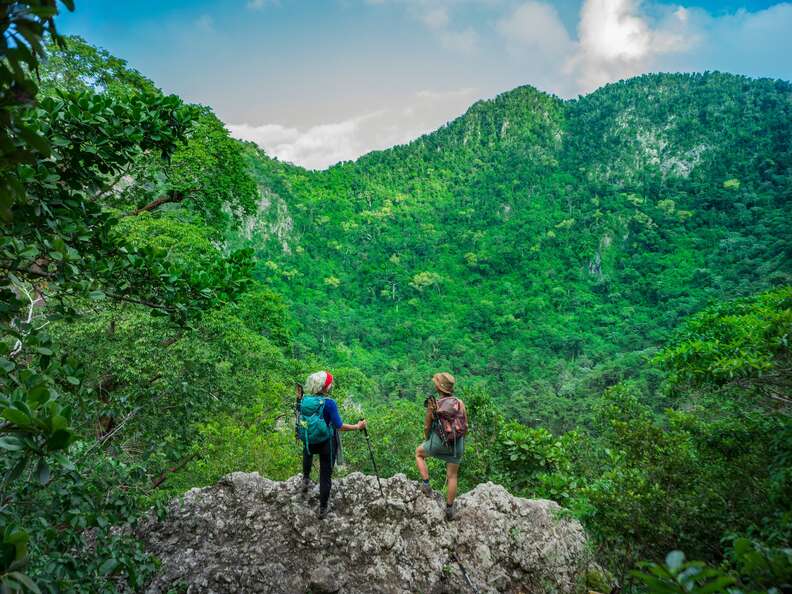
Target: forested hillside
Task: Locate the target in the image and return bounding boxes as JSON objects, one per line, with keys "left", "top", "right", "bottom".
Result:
{"left": 1, "top": 7, "right": 790, "bottom": 593}
{"left": 243, "top": 72, "right": 792, "bottom": 428}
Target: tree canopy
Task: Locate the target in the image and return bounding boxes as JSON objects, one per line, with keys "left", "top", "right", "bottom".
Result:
{"left": 1, "top": 8, "right": 790, "bottom": 593}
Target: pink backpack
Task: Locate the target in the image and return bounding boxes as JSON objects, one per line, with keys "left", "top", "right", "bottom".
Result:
{"left": 434, "top": 396, "right": 468, "bottom": 445}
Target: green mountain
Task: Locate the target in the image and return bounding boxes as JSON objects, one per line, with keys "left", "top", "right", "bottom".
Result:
{"left": 3, "top": 22, "right": 790, "bottom": 591}
{"left": 241, "top": 72, "right": 792, "bottom": 427}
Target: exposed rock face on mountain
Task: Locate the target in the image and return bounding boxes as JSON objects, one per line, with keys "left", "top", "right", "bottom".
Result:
{"left": 136, "top": 472, "right": 591, "bottom": 593}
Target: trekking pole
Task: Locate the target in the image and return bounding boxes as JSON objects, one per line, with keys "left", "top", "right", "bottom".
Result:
{"left": 360, "top": 420, "right": 386, "bottom": 501}
{"left": 451, "top": 552, "right": 479, "bottom": 593}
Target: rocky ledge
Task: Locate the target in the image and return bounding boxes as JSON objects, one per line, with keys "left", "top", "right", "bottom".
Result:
{"left": 135, "top": 472, "right": 591, "bottom": 593}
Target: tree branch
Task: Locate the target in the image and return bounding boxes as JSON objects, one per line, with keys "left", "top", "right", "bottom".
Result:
{"left": 1, "top": 263, "right": 54, "bottom": 279}
{"left": 131, "top": 190, "right": 184, "bottom": 215}
{"left": 9, "top": 282, "right": 44, "bottom": 358}
{"left": 150, "top": 452, "right": 199, "bottom": 490}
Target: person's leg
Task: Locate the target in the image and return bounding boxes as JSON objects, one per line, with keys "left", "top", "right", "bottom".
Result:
{"left": 446, "top": 463, "right": 459, "bottom": 505}
{"left": 416, "top": 445, "right": 433, "bottom": 495}
{"left": 415, "top": 445, "right": 429, "bottom": 480}
{"left": 445, "top": 463, "right": 460, "bottom": 520}
{"left": 302, "top": 448, "right": 313, "bottom": 479}
{"left": 318, "top": 438, "right": 333, "bottom": 512}
{"left": 301, "top": 446, "right": 313, "bottom": 491}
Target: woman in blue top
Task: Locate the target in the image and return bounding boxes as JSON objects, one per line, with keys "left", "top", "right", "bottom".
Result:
{"left": 300, "top": 370, "right": 366, "bottom": 518}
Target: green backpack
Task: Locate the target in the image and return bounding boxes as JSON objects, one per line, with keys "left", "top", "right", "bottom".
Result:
{"left": 297, "top": 396, "right": 334, "bottom": 449}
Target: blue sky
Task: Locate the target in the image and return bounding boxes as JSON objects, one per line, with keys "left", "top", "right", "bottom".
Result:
{"left": 59, "top": 0, "right": 792, "bottom": 168}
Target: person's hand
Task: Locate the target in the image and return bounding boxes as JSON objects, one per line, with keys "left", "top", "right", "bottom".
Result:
{"left": 358, "top": 419, "right": 367, "bottom": 431}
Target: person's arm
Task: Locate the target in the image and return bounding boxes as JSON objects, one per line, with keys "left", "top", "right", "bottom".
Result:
{"left": 326, "top": 399, "right": 366, "bottom": 432}
{"left": 340, "top": 420, "right": 365, "bottom": 432}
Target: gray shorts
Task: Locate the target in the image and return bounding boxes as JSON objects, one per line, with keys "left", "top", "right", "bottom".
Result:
{"left": 422, "top": 432, "right": 465, "bottom": 465}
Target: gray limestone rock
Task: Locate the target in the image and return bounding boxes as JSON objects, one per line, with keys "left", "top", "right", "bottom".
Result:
{"left": 135, "top": 472, "right": 591, "bottom": 594}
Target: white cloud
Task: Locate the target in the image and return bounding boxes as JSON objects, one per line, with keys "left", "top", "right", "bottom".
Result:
{"left": 499, "top": 1, "right": 792, "bottom": 97}
{"left": 497, "top": 2, "right": 574, "bottom": 56}
{"left": 498, "top": 0, "right": 701, "bottom": 95}
{"left": 227, "top": 2, "right": 792, "bottom": 169}
{"left": 228, "top": 87, "right": 480, "bottom": 169}
{"left": 421, "top": 6, "right": 449, "bottom": 29}
{"left": 439, "top": 27, "right": 479, "bottom": 53}
{"left": 229, "top": 115, "right": 381, "bottom": 170}
{"left": 569, "top": 0, "right": 695, "bottom": 92}
{"left": 679, "top": 3, "right": 792, "bottom": 79}
{"left": 366, "top": 0, "right": 482, "bottom": 54}
{"left": 415, "top": 87, "right": 477, "bottom": 100}
{"left": 579, "top": 0, "right": 652, "bottom": 61}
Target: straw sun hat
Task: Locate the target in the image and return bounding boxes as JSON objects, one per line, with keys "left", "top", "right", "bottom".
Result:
{"left": 432, "top": 372, "right": 455, "bottom": 395}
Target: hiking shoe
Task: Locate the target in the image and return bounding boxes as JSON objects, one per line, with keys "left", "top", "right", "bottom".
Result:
{"left": 445, "top": 504, "right": 455, "bottom": 521}
{"left": 318, "top": 505, "right": 328, "bottom": 520}
{"left": 420, "top": 481, "right": 432, "bottom": 496}
{"left": 301, "top": 477, "right": 311, "bottom": 494}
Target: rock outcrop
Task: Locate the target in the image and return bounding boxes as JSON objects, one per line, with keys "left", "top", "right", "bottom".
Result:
{"left": 135, "top": 472, "right": 591, "bottom": 593}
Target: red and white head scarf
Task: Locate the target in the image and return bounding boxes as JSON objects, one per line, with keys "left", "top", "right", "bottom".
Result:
{"left": 305, "top": 370, "right": 334, "bottom": 394}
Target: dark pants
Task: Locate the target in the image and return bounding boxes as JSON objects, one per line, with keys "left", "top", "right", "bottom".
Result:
{"left": 302, "top": 437, "right": 333, "bottom": 508}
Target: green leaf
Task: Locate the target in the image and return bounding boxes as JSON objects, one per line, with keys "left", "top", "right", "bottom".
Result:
{"left": 6, "top": 457, "right": 28, "bottom": 483}
{"left": 732, "top": 538, "right": 752, "bottom": 556}
{"left": 5, "top": 528, "right": 30, "bottom": 546}
{"left": 7, "top": 572, "right": 41, "bottom": 594}
{"left": 50, "top": 135, "right": 70, "bottom": 147}
{"left": 2, "top": 576, "right": 22, "bottom": 591}
{"left": 1, "top": 408, "right": 31, "bottom": 428}
{"left": 98, "top": 558, "right": 119, "bottom": 576}
{"left": 54, "top": 453, "right": 76, "bottom": 472}
{"left": 27, "top": 384, "right": 50, "bottom": 405}
{"left": 694, "top": 576, "right": 736, "bottom": 594}
{"left": 47, "top": 429, "right": 72, "bottom": 451}
{"left": 0, "top": 437, "right": 24, "bottom": 451}
{"left": 36, "top": 458, "right": 50, "bottom": 485}
{"left": 51, "top": 414, "right": 68, "bottom": 431}
{"left": 17, "top": 125, "right": 50, "bottom": 156}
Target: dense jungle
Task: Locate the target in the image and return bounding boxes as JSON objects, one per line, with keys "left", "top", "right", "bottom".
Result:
{"left": 1, "top": 2, "right": 790, "bottom": 592}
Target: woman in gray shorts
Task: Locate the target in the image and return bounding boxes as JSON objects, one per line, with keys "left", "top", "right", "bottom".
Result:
{"left": 415, "top": 372, "right": 468, "bottom": 520}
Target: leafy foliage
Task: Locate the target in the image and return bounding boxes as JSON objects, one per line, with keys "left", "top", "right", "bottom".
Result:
{"left": 0, "top": 8, "right": 260, "bottom": 592}
{"left": 0, "top": 0, "right": 73, "bottom": 215}
{"left": 2, "top": 9, "right": 791, "bottom": 592}
{"left": 656, "top": 286, "right": 792, "bottom": 407}
{"left": 633, "top": 542, "right": 792, "bottom": 594}
{"left": 632, "top": 550, "right": 737, "bottom": 594}
{"left": 244, "top": 73, "right": 792, "bottom": 430}
{"left": 38, "top": 35, "right": 157, "bottom": 97}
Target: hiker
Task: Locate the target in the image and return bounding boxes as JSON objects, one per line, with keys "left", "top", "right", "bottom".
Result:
{"left": 415, "top": 372, "right": 468, "bottom": 520}
{"left": 297, "top": 370, "right": 366, "bottom": 519}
